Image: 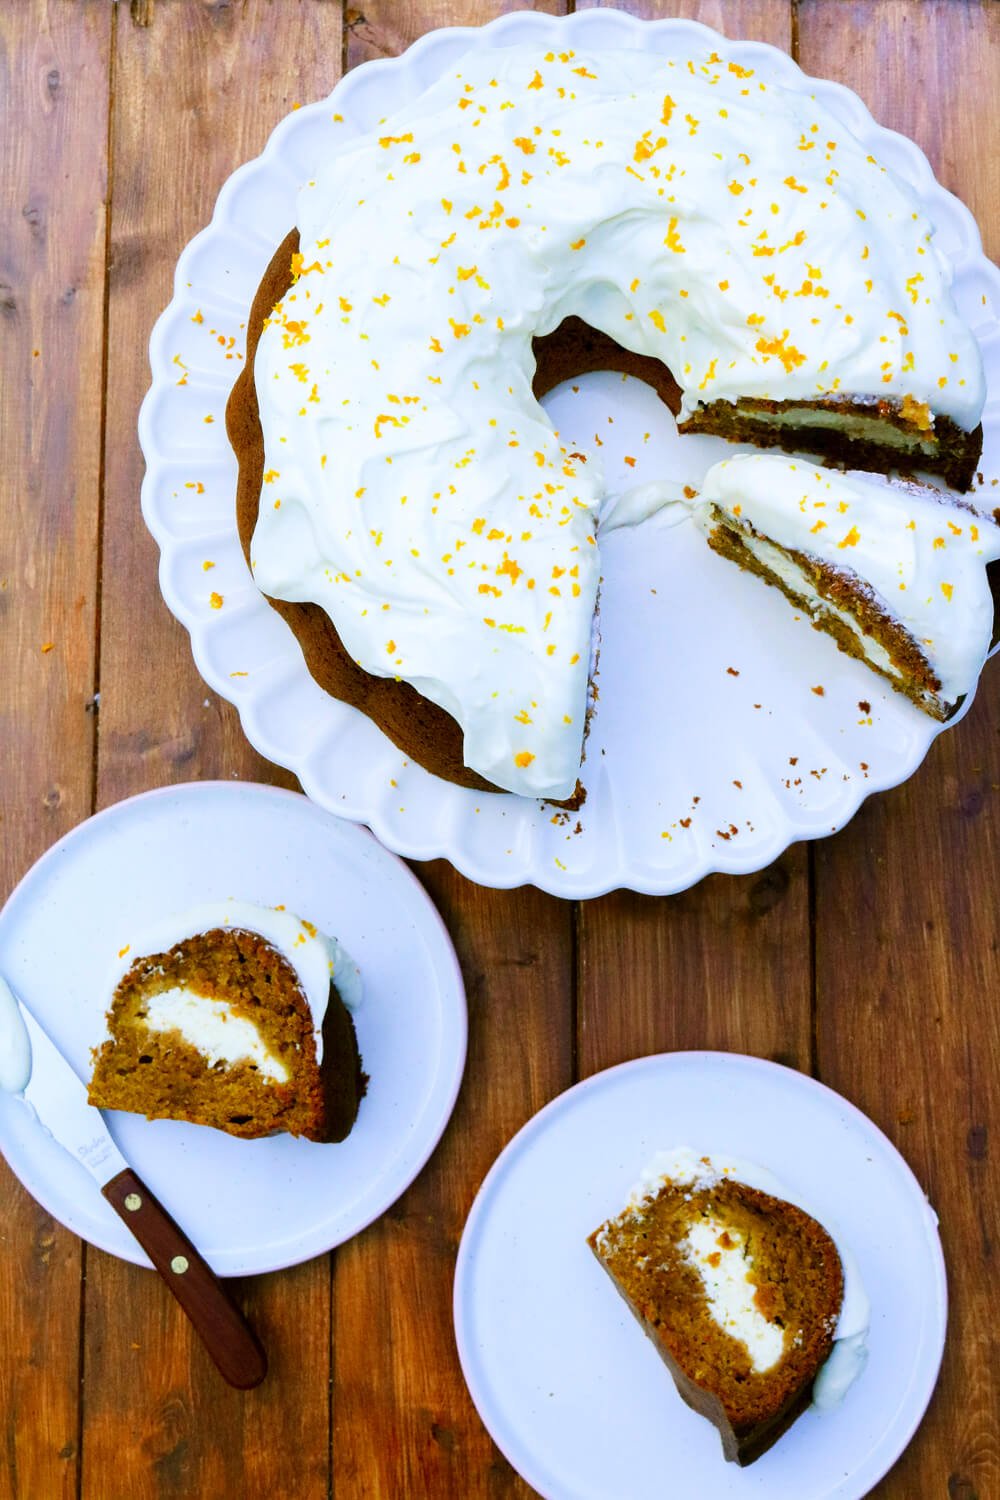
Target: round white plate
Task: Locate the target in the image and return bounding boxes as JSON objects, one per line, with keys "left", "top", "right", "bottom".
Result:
{"left": 0, "top": 782, "right": 466, "bottom": 1276}
{"left": 454, "top": 1052, "right": 946, "bottom": 1500}
{"left": 139, "top": 8, "right": 1000, "bottom": 898}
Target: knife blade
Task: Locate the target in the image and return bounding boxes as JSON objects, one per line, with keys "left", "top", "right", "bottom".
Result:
{"left": 0, "top": 975, "right": 267, "bottom": 1390}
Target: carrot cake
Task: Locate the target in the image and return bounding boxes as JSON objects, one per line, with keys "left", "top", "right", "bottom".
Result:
{"left": 89, "top": 901, "right": 366, "bottom": 1142}
{"left": 228, "top": 42, "right": 986, "bottom": 799}
{"left": 588, "top": 1147, "right": 870, "bottom": 1465}
{"left": 692, "top": 453, "right": 1000, "bottom": 719}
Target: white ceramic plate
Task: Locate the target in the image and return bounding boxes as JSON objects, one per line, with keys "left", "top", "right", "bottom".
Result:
{"left": 453, "top": 1052, "right": 946, "bottom": 1500}
{"left": 138, "top": 9, "right": 1000, "bottom": 898}
{"left": 0, "top": 782, "right": 466, "bottom": 1276}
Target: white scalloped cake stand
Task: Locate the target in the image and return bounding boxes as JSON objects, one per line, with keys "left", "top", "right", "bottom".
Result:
{"left": 139, "top": 8, "right": 1000, "bottom": 898}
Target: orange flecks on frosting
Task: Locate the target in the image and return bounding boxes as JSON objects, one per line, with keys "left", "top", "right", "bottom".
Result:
{"left": 941, "top": 582, "right": 954, "bottom": 601}
{"left": 514, "top": 750, "right": 535, "bottom": 768}
{"left": 663, "top": 217, "right": 686, "bottom": 254}
{"left": 634, "top": 131, "right": 667, "bottom": 164}
{"left": 901, "top": 394, "right": 933, "bottom": 432}
{"left": 755, "top": 329, "right": 806, "bottom": 373}
{"left": 837, "top": 526, "right": 861, "bottom": 550}
{"left": 209, "top": 591, "right": 223, "bottom": 609}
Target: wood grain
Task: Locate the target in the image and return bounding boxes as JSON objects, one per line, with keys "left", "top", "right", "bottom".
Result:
{"left": 0, "top": 3, "right": 112, "bottom": 1496}
{"left": 346, "top": 0, "right": 566, "bottom": 70}
{"left": 335, "top": 863, "right": 573, "bottom": 1498}
{"left": 800, "top": 4, "right": 1000, "bottom": 1496}
{"left": 83, "top": 4, "right": 344, "bottom": 1498}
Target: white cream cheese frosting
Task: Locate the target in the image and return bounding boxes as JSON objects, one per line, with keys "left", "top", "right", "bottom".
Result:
{"left": 109, "top": 900, "right": 361, "bottom": 1069}
{"left": 626, "top": 1146, "right": 870, "bottom": 1410}
{"left": 251, "top": 42, "right": 984, "bottom": 797}
{"left": 692, "top": 453, "right": 1000, "bottom": 709}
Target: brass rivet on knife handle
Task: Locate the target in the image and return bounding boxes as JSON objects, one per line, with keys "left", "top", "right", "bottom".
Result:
{"left": 102, "top": 1166, "right": 267, "bottom": 1389}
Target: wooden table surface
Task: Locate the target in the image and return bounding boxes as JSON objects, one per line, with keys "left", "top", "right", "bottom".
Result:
{"left": 2, "top": 1, "right": 998, "bottom": 1496}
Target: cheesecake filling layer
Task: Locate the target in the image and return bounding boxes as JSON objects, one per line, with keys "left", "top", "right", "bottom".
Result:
{"left": 144, "top": 987, "right": 290, "bottom": 1083}
{"left": 681, "top": 1215, "right": 786, "bottom": 1373}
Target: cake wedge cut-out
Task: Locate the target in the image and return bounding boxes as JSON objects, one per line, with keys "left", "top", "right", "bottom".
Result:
{"left": 588, "top": 1148, "right": 869, "bottom": 1466}
{"left": 88, "top": 902, "right": 366, "bottom": 1142}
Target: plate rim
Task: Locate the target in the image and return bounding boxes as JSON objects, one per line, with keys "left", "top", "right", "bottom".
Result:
{"left": 138, "top": 7, "right": 1000, "bottom": 898}
{"left": 452, "top": 1049, "right": 947, "bottom": 1500}
{"left": 0, "top": 779, "right": 468, "bottom": 1276}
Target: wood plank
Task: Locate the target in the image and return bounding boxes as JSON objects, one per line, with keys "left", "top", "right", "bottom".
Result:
{"left": 335, "top": 862, "right": 574, "bottom": 1498}
{"left": 337, "top": 10, "right": 575, "bottom": 1494}
{"left": 83, "top": 4, "right": 345, "bottom": 1497}
{"left": 799, "top": 3, "right": 1000, "bottom": 1496}
{"left": 345, "top": 0, "right": 565, "bottom": 68}
{"left": 0, "top": 2, "right": 112, "bottom": 1496}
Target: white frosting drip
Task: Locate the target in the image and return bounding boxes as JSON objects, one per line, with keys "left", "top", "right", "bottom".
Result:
{"left": 692, "top": 454, "right": 1000, "bottom": 708}
{"left": 252, "top": 43, "right": 984, "bottom": 797}
{"left": 144, "top": 987, "right": 290, "bottom": 1083}
{"left": 109, "top": 901, "right": 362, "bottom": 1069}
{"left": 812, "top": 1329, "right": 870, "bottom": 1410}
{"left": 628, "top": 1146, "right": 870, "bottom": 1411}
{"left": 681, "top": 1215, "right": 786, "bottom": 1373}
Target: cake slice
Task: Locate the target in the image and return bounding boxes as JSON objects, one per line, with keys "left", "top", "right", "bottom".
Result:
{"left": 89, "top": 902, "right": 366, "bottom": 1142}
{"left": 692, "top": 453, "right": 1000, "bottom": 719}
{"left": 588, "top": 1149, "right": 867, "bottom": 1466}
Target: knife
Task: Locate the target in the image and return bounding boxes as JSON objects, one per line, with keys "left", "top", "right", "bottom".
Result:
{"left": 0, "top": 974, "right": 267, "bottom": 1390}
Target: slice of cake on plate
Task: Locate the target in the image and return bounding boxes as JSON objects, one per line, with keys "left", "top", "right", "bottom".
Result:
{"left": 89, "top": 901, "right": 366, "bottom": 1142}
{"left": 588, "top": 1147, "right": 869, "bottom": 1466}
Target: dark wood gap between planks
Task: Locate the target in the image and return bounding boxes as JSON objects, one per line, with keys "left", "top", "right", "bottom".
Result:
{"left": 91, "top": 0, "right": 119, "bottom": 828}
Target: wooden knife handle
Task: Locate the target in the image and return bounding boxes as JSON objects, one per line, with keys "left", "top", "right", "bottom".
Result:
{"left": 102, "top": 1166, "right": 267, "bottom": 1390}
